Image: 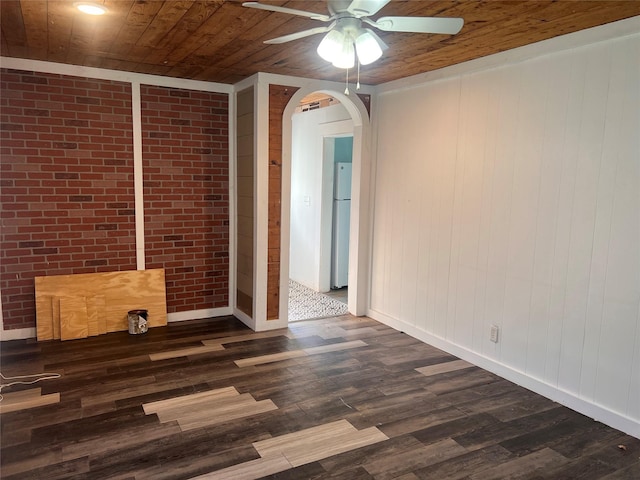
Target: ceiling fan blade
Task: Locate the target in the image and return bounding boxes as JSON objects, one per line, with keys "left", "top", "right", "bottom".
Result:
{"left": 371, "top": 16, "right": 464, "bottom": 34}
{"left": 263, "top": 25, "right": 335, "bottom": 44}
{"left": 242, "top": 2, "right": 331, "bottom": 22}
{"left": 346, "top": 0, "right": 390, "bottom": 17}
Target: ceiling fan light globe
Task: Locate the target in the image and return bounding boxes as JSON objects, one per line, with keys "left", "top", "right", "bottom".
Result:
{"left": 355, "top": 30, "right": 383, "bottom": 65}
{"left": 332, "top": 55, "right": 355, "bottom": 69}
{"left": 332, "top": 37, "right": 355, "bottom": 69}
{"left": 317, "top": 30, "right": 345, "bottom": 63}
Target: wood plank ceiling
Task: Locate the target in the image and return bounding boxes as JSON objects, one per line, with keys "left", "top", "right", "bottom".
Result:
{"left": 1, "top": 1, "right": 639, "bottom": 86}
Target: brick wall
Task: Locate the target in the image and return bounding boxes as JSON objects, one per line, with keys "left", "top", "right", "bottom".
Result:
{"left": 1, "top": 71, "right": 231, "bottom": 332}
{"left": 141, "top": 86, "right": 229, "bottom": 313}
{"left": 0, "top": 69, "right": 136, "bottom": 330}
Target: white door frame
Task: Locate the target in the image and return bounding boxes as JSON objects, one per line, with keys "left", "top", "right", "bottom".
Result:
{"left": 319, "top": 130, "right": 354, "bottom": 293}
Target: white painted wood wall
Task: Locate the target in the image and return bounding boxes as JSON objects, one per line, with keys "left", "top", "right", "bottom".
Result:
{"left": 369, "top": 28, "right": 639, "bottom": 434}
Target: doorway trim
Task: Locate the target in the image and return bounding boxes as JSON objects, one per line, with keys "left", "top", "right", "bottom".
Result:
{"left": 280, "top": 89, "right": 372, "bottom": 322}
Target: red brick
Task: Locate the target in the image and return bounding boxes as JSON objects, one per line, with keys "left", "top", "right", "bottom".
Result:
{"left": 1, "top": 69, "right": 137, "bottom": 330}
{"left": 141, "top": 85, "right": 229, "bottom": 313}
{"left": 2, "top": 71, "right": 230, "bottom": 330}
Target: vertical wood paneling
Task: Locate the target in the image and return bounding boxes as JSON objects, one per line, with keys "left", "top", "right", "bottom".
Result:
{"left": 502, "top": 58, "right": 548, "bottom": 372}
{"left": 527, "top": 54, "right": 571, "bottom": 381}
{"left": 451, "top": 74, "right": 488, "bottom": 348}
{"left": 482, "top": 68, "right": 521, "bottom": 363}
{"left": 399, "top": 98, "right": 425, "bottom": 326}
{"left": 268, "top": 85, "right": 300, "bottom": 320}
{"left": 434, "top": 82, "right": 460, "bottom": 340}
{"left": 473, "top": 70, "right": 500, "bottom": 356}
{"left": 579, "top": 43, "right": 622, "bottom": 401}
{"left": 544, "top": 50, "right": 586, "bottom": 387}
{"left": 236, "top": 87, "right": 255, "bottom": 317}
{"left": 557, "top": 44, "right": 611, "bottom": 395}
{"left": 387, "top": 124, "right": 405, "bottom": 319}
{"left": 594, "top": 37, "right": 640, "bottom": 415}
{"left": 368, "top": 93, "right": 389, "bottom": 314}
{"left": 371, "top": 32, "right": 640, "bottom": 424}
{"left": 372, "top": 93, "right": 404, "bottom": 317}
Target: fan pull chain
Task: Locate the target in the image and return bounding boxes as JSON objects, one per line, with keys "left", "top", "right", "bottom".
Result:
{"left": 344, "top": 67, "right": 349, "bottom": 95}
{"left": 356, "top": 59, "right": 361, "bottom": 90}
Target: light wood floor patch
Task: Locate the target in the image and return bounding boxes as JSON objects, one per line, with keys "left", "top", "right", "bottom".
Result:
{"left": 149, "top": 343, "right": 225, "bottom": 361}
{"left": 192, "top": 420, "right": 388, "bottom": 479}
{"left": 282, "top": 426, "right": 388, "bottom": 467}
{"left": 290, "top": 325, "right": 379, "bottom": 340}
{"left": 254, "top": 419, "right": 357, "bottom": 457}
{"left": 188, "top": 454, "right": 292, "bottom": 480}
{"left": 415, "top": 359, "right": 474, "bottom": 377}
{"left": 235, "top": 340, "right": 368, "bottom": 367}
{"left": 147, "top": 391, "right": 248, "bottom": 420}
{"left": 254, "top": 419, "right": 388, "bottom": 468}
{"left": 234, "top": 350, "right": 308, "bottom": 367}
{"left": 1, "top": 387, "right": 42, "bottom": 400}
{"left": 151, "top": 330, "right": 295, "bottom": 362}
{"left": 143, "top": 386, "right": 278, "bottom": 432}
{"left": 143, "top": 386, "right": 240, "bottom": 414}
{"left": 178, "top": 399, "right": 277, "bottom": 432}
{"left": 158, "top": 393, "right": 258, "bottom": 422}
{"left": 304, "top": 339, "right": 367, "bottom": 355}
{"left": 201, "top": 329, "right": 293, "bottom": 346}
{"left": 0, "top": 389, "right": 60, "bottom": 414}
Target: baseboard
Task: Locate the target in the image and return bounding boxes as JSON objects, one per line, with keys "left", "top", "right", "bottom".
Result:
{"left": 167, "top": 307, "right": 233, "bottom": 323}
{"left": 367, "top": 308, "right": 640, "bottom": 439}
{"left": 0, "top": 327, "right": 36, "bottom": 341}
{"left": 0, "top": 308, "right": 234, "bottom": 341}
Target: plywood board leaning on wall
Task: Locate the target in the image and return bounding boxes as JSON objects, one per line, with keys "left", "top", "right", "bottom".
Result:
{"left": 35, "top": 269, "right": 168, "bottom": 341}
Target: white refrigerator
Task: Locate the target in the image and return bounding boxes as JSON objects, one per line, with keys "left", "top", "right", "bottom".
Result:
{"left": 331, "top": 162, "right": 352, "bottom": 289}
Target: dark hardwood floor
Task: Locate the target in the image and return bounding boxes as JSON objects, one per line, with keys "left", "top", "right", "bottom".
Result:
{"left": 1, "top": 315, "right": 638, "bottom": 479}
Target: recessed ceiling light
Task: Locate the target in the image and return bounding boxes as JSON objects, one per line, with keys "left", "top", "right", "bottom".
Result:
{"left": 74, "top": 2, "right": 108, "bottom": 15}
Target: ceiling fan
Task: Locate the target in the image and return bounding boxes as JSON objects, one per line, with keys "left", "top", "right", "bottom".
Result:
{"left": 242, "top": 0, "right": 464, "bottom": 68}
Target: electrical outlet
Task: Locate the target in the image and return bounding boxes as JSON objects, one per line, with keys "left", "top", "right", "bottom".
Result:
{"left": 490, "top": 325, "right": 499, "bottom": 343}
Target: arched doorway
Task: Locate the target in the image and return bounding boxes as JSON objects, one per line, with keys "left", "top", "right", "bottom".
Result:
{"left": 288, "top": 94, "right": 353, "bottom": 320}
{"left": 279, "top": 87, "right": 372, "bottom": 323}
